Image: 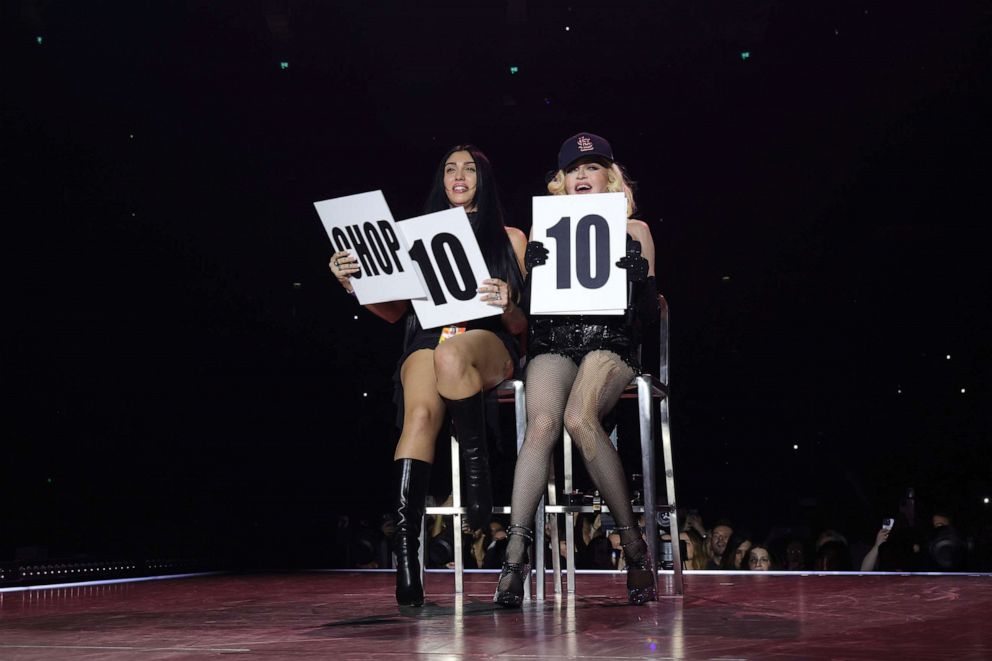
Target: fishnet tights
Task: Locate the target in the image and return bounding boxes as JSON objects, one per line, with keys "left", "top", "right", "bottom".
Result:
{"left": 505, "top": 350, "right": 640, "bottom": 565}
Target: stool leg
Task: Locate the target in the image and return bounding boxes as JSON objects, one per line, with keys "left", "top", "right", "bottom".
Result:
{"left": 563, "top": 430, "right": 576, "bottom": 595}
{"left": 535, "top": 494, "right": 546, "bottom": 599}
{"left": 636, "top": 376, "right": 659, "bottom": 599}
{"left": 659, "top": 394, "right": 683, "bottom": 595}
{"left": 450, "top": 434, "right": 464, "bottom": 594}
{"left": 513, "top": 380, "right": 531, "bottom": 601}
{"left": 547, "top": 464, "right": 562, "bottom": 596}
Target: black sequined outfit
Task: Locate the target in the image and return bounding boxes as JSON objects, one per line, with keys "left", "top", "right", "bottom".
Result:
{"left": 528, "top": 235, "right": 643, "bottom": 371}
{"left": 529, "top": 314, "right": 639, "bottom": 371}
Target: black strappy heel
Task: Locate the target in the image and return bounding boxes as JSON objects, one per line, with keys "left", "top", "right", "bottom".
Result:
{"left": 493, "top": 525, "right": 534, "bottom": 608}
{"left": 616, "top": 525, "right": 658, "bottom": 605}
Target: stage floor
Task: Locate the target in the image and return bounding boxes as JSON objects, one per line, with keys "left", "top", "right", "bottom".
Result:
{"left": 1, "top": 570, "right": 990, "bottom": 659}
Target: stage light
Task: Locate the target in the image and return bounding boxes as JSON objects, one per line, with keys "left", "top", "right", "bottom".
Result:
{"left": 129, "top": 133, "right": 134, "bottom": 139}
{"left": 353, "top": 315, "right": 358, "bottom": 320}
{"left": 897, "top": 388, "right": 902, "bottom": 394}
{"left": 280, "top": 61, "right": 289, "bottom": 70}
{"left": 36, "top": 36, "right": 43, "bottom": 45}
{"left": 946, "top": 354, "right": 951, "bottom": 360}
{"left": 793, "top": 444, "right": 798, "bottom": 450}
{"left": 565, "top": 26, "right": 570, "bottom": 31}
{"left": 740, "top": 51, "right": 750, "bottom": 60}
{"left": 509, "top": 66, "right": 519, "bottom": 74}
{"left": 363, "top": 392, "right": 368, "bottom": 397}
{"left": 984, "top": 497, "right": 989, "bottom": 504}
{"left": 960, "top": 388, "right": 966, "bottom": 394}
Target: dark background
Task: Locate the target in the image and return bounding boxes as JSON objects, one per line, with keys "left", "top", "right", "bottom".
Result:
{"left": 3, "top": 0, "right": 989, "bottom": 568}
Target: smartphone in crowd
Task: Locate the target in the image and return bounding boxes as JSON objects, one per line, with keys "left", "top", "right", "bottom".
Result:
{"left": 882, "top": 518, "right": 895, "bottom": 531}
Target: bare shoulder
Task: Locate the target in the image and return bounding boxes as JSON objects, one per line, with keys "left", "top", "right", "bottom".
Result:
{"left": 505, "top": 226, "right": 527, "bottom": 252}
{"left": 626, "top": 219, "right": 653, "bottom": 244}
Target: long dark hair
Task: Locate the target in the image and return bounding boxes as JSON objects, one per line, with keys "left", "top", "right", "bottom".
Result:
{"left": 423, "top": 144, "right": 523, "bottom": 300}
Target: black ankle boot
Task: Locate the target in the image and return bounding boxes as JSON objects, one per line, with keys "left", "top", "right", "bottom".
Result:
{"left": 443, "top": 392, "right": 492, "bottom": 531}
{"left": 493, "top": 525, "right": 534, "bottom": 608}
{"left": 393, "top": 458, "right": 431, "bottom": 606}
{"left": 617, "top": 526, "right": 657, "bottom": 605}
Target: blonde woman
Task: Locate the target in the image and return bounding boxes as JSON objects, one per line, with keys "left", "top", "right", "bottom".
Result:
{"left": 494, "top": 133, "right": 660, "bottom": 606}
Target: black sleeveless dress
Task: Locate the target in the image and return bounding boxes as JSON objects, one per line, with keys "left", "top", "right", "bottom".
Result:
{"left": 390, "top": 212, "right": 522, "bottom": 427}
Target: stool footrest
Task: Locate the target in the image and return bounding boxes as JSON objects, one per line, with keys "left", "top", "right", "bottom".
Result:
{"left": 541, "top": 505, "right": 673, "bottom": 515}
{"left": 425, "top": 506, "right": 512, "bottom": 515}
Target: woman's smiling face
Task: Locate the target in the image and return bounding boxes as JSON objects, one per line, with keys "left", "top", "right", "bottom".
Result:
{"left": 443, "top": 150, "right": 478, "bottom": 210}
{"left": 564, "top": 157, "right": 610, "bottom": 195}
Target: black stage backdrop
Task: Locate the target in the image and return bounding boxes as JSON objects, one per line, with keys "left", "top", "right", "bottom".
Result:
{"left": 2, "top": 1, "right": 989, "bottom": 568}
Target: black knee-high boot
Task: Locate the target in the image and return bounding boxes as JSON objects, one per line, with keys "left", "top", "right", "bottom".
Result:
{"left": 443, "top": 391, "right": 492, "bottom": 531}
{"left": 393, "top": 458, "right": 431, "bottom": 606}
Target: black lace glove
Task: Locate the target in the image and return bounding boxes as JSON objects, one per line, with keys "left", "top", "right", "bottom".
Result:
{"left": 525, "top": 240, "right": 549, "bottom": 271}
{"left": 634, "top": 276, "right": 661, "bottom": 320}
{"left": 616, "top": 240, "right": 649, "bottom": 283}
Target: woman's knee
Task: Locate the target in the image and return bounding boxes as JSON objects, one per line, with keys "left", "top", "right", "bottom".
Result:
{"left": 527, "top": 411, "right": 564, "bottom": 444}
{"left": 433, "top": 341, "right": 472, "bottom": 382}
{"left": 562, "top": 403, "right": 596, "bottom": 441}
{"left": 404, "top": 403, "right": 443, "bottom": 438}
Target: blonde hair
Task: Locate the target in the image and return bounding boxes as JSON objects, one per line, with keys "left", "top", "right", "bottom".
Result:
{"left": 547, "top": 160, "right": 637, "bottom": 218}
{"left": 682, "top": 529, "right": 709, "bottom": 571}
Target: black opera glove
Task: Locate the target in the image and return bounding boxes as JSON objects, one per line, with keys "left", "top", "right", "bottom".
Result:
{"left": 525, "top": 241, "right": 549, "bottom": 270}
{"left": 616, "top": 240, "right": 649, "bottom": 283}
{"left": 634, "top": 276, "right": 661, "bottom": 320}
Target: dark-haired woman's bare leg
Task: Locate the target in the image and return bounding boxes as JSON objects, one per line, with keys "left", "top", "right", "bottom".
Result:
{"left": 392, "top": 332, "right": 512, "bottom": 606}
{"left": 392, "top": 351, "right": 446, "bottom": 606}
{"left": 433, "top": 330, "right": 512, "bottom": 529}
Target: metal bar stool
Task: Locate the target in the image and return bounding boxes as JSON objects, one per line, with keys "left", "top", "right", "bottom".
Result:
{"left": 539, "top": 295, "right": 682, "bottom": 597}
{"left": 421, "top": 379, "right": 527, "bottom": 595}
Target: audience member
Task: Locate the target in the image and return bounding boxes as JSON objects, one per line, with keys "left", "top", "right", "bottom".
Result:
{"left": 705, "top": 522, "right": 734, "bottom": 569}
{"left": 859, "top": 526, "right": 890, "bottom": 571}
{"left": 682, "top": 509, "right": 707, "bottom": 539}
{"left": 482, "top": 521, "right": 509, "bottom": 569}
{"left": 680, "top": 528, "right": 708, "bottom": 570}
{"left": 721, "top": 533, "right": 754, "bottom": 570}
{"left": 815, "top": 539, "right": 853, "bottom": 571}
{"left": 746, "top": 545, "right": 774, "bottom": 571}
{"left": 927, "top": 510, "right": 967, "bottom": 571}
{"left": 782, "top": 538, "right": 810, "bottom": 571}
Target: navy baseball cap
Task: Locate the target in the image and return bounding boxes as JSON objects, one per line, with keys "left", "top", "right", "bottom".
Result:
{"left": 557, "top": 132, "right": 614, "bottom": 171}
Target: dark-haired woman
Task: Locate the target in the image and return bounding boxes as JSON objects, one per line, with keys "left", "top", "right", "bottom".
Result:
{"left": 494, "top": 133, "right": 660, "bottom": 606}
{"left": 330, "top": 146, "right": 526, "bottom": 606}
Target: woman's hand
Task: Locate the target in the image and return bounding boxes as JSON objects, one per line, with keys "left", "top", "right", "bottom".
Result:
{"left": 616, "top": 240, "right": 649, "bottom": 282}
{"left": 479, "top": 277, "right": 512, "bottom": 312}
{"left": 874, "top": 528, "right": 891, "bottom": 548}
{"left": 525, "top": 240, "right": 549, "bottom": 270}
{"left": 329, "top": 250, "right": 360, "bottom": 292}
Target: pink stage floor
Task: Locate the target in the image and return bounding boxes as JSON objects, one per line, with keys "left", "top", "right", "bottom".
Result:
{"left": 1, "top": 570, "right": 990, "bottom": 660}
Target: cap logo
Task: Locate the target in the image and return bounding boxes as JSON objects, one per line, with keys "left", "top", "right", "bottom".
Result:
{"left": 577, "top": 135, "right": 594, "bottom": 152}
